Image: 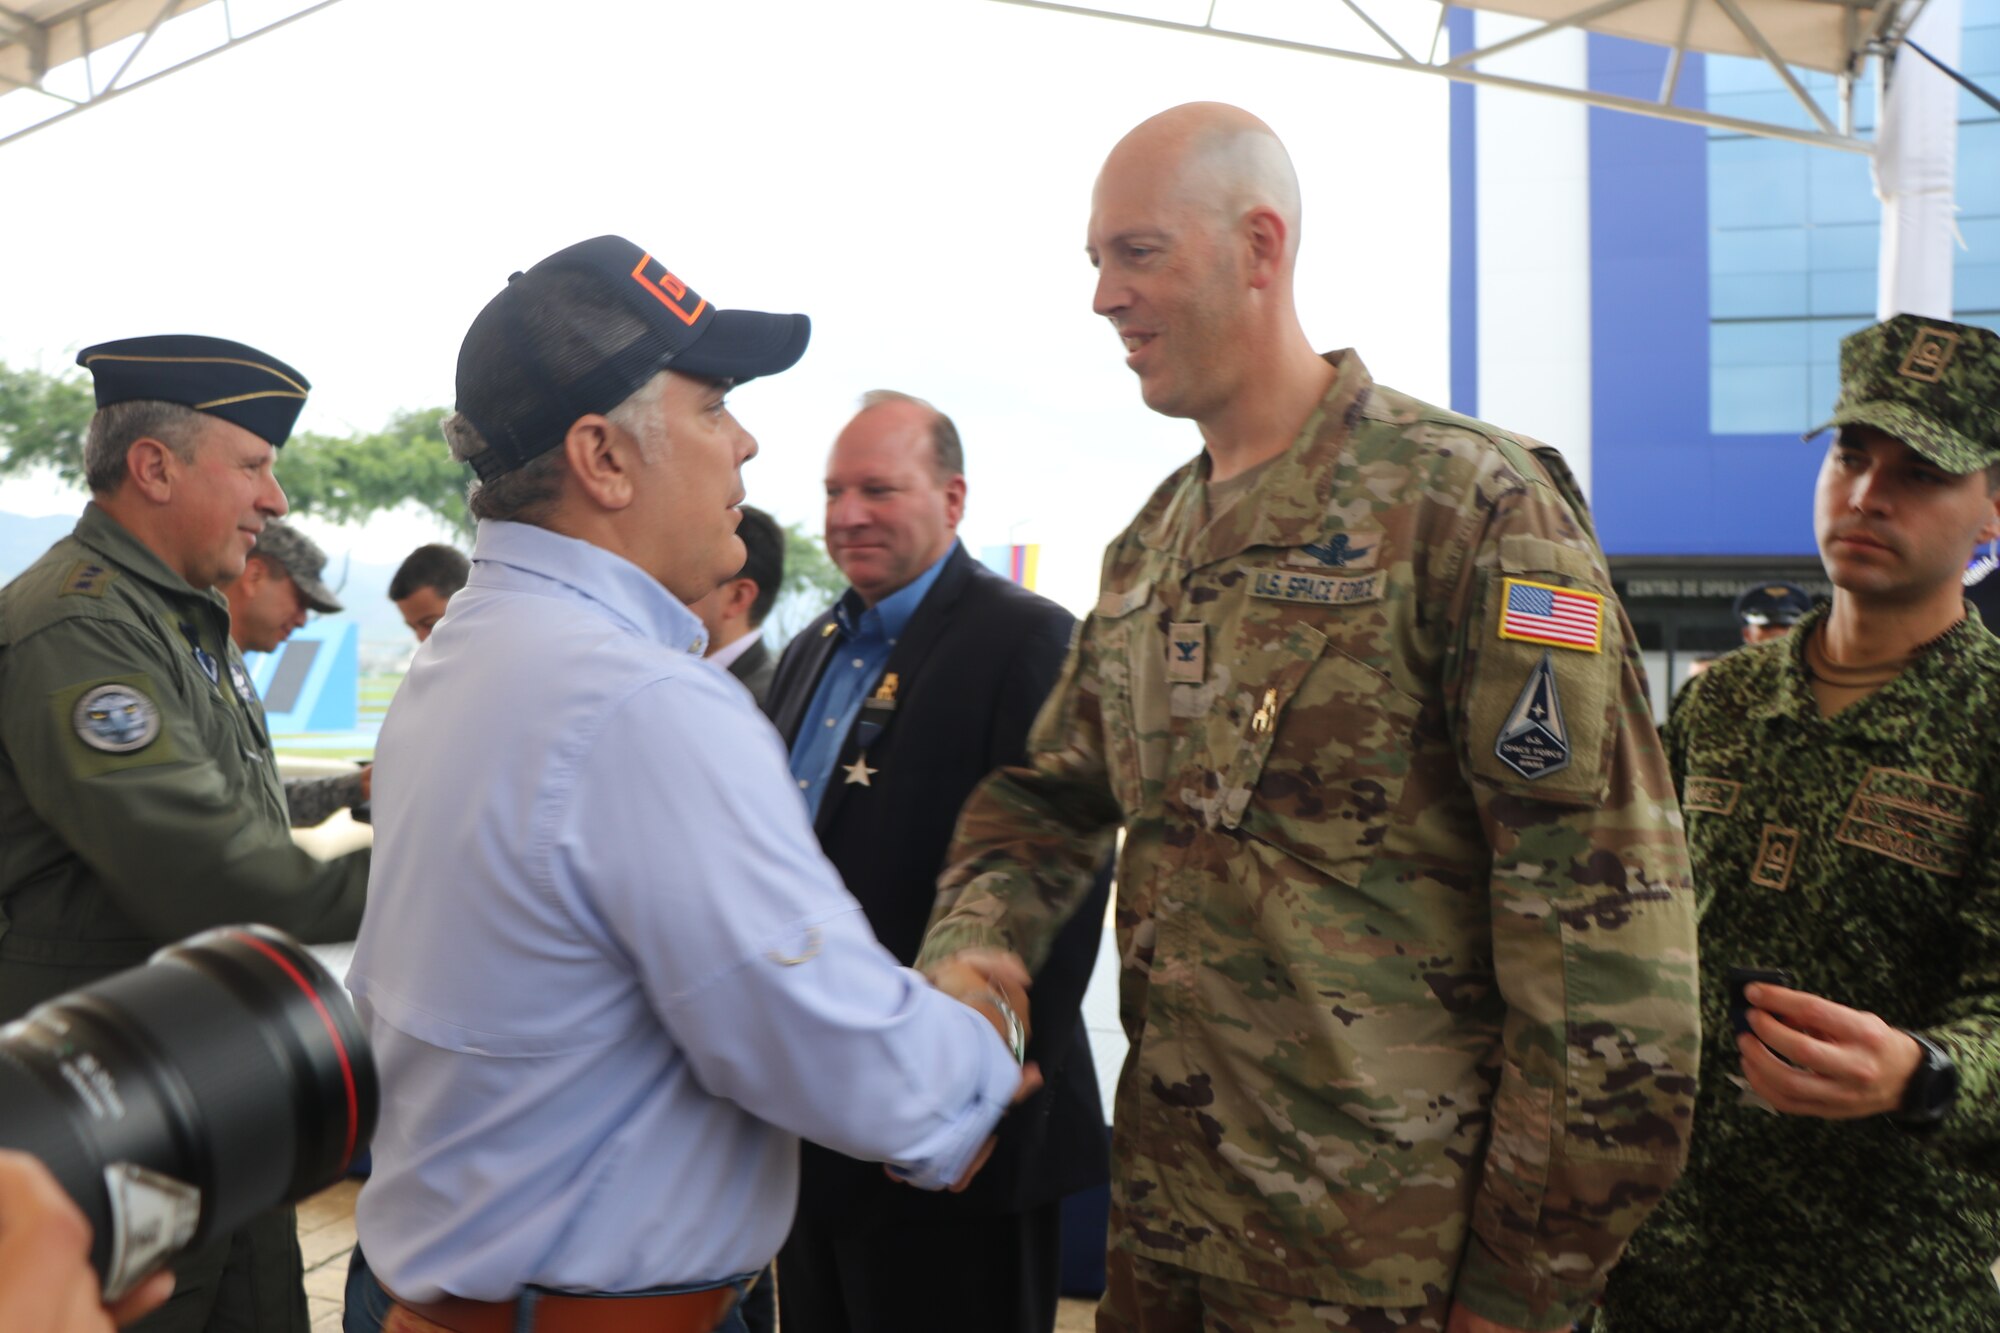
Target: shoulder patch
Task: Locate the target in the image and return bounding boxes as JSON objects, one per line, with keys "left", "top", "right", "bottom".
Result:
{"left": 1498, "top": 578, "right": 1603, "bottom": 653}
{"left": 72, "top": 682, "right": 160, "bottom": 752}
{"left": 53, "top": 675, "right": 179, "bottom": 777}
{"left": 59, "top": 561, "right": 116, "bottom": 598}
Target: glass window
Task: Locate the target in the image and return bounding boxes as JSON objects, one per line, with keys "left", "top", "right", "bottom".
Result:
{"left": 1712, "top": 364, "right": 1811, "bottom": 435}
{"left": 1709, "top": 12, "right": 1999, "bottom": 435}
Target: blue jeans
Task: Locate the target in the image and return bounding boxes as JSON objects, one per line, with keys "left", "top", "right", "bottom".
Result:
{"left": 345, "top": 1247, "right": 758, "bottom": 1333}
{"left": 343, "top": 1248, "right": 391, "bottom": 1333}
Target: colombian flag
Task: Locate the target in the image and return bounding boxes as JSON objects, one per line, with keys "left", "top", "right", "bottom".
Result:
{"left": 980, "top": 544, "right": 1040, "bottom": 590}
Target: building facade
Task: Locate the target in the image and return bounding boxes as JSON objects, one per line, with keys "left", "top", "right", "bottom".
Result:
{"left": 1451, "top": 4, "right": 2000, "bottom": 713}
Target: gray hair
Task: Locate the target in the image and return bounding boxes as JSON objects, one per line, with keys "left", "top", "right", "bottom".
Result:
{"left": 83, "top": 400, "right": 208, "bottom": 494}
{"left": 449, "top": 370, "right": 671, "bottom": 525}
{"left": 857, "top": 389, "right": 963, "bottom": 481}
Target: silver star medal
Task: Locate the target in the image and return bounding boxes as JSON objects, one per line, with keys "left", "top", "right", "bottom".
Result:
{"left": 1494, "top": 650, "right": 1571, "bottom": 780}
{"left": 843, "top": 754, "right": 877, "bottom": 786}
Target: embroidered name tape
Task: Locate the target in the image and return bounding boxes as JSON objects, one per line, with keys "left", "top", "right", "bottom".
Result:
{"left": 1247, "top": 568, "right": 1383, "bottom": 607}
{"left": 1498, "top": 578, "right": 1603, "bottom": 652}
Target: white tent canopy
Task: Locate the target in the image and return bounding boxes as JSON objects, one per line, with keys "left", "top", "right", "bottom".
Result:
{"left": 991, "top": 0, "right": 1934, "bottom": 151}
{"left": 1471, "top": 0, "right": 1907, "bottom": 74}
{"left": 0, "top": 0, "right": 343, "bottom": 147}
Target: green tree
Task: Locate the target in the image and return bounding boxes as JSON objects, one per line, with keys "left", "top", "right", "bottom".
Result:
{"left": 280, "top": 409, "right": 471, "bottom": 540}
{"left": 0, "top": 360, "right": 471, "bottom": 539}
{"left": 767, "top": 522, "right": 848, "bottom": 643}
{"left": 0, "top": 362, "right": 95, "bottom": 488}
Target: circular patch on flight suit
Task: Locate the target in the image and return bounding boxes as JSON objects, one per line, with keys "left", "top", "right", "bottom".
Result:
{"left": 72, "top": 683, "right": 162, "bottom": 754}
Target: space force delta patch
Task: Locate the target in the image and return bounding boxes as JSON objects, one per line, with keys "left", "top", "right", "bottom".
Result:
{"left": 1497, "top": 578, "right": 1603, "bottom": 652}
{"left": 1495, "top": 650, "right": 1569, "bottom": 780}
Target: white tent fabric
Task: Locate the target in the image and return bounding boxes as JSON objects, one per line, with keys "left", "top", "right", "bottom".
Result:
{"left": 988, "top": 0, "right": 1937, "bottom": 150}
{"left": 1875, "top": 0, "right": 1962, "bottom": 319}
{"left": 1469, "top": 0, "right": 1903, "bottom": 75}
{"left": 0, "top": 0, "right": 341, "bottom": 147}
{"left": 0, "top": 0, "right": 224, "bottom": 91}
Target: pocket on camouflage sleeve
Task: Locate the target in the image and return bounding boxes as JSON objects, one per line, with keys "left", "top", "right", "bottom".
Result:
{"left": 1463, "top": 540, "right": 1620, "bottom": 807}
{"left": 1470, "top": 1056, "right": 1555, "bottom": 1265}
{"left": 1224, "top": 639, "right": 1423, "bottom": 888}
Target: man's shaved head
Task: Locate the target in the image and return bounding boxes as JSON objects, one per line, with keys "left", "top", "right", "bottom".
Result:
{"left": 1097, "top": 102, "right": 1303, "bottom": 265}
{"left": 1088, "top": 103, "right": 1314, "bottom": 427}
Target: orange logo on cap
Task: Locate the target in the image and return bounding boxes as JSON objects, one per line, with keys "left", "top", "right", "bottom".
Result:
{"left": 630, "top": 254, "right": 708, "bottom": 327}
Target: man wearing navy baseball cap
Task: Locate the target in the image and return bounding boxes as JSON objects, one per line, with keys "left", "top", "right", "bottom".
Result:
{"left": 0, "top": 334, "right": 372, "bottom": 1332}
{"left": 348, "top": 237, "right": 1041, "bottom": 1333}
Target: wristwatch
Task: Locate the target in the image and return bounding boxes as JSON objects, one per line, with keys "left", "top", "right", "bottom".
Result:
{"left": 1892, "top": 1030, "right": 1958, "bottom": 1130}
{"left": 985, "top": 987, "right": 1027, "bottom": 1066}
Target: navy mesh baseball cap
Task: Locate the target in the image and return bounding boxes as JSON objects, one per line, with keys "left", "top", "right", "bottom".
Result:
{"left": 454, "top": 236, "right": 811, "bottom": 479}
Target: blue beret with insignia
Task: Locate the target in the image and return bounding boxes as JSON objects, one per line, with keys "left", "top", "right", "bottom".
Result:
{"left": 75, "top": 334, "right": 311, "bottom": 447}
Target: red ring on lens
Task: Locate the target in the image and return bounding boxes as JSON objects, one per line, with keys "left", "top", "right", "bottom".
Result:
{"left": 229, "top": 931, "right": 360, "bottom": 1172}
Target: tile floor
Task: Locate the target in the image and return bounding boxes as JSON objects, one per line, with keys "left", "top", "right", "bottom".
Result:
{"left": 293, "top": 1180, "right": 1099, "bottom": 1332}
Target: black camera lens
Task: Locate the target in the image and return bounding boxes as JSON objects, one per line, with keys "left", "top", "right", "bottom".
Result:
{"left": 0, "top": 925, "right": 376, "bottom": 1298}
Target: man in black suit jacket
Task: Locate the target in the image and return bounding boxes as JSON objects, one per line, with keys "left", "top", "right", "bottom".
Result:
{"left": 767, "top": 392, "right": 1110, "bottom": 1333}
{"left": 691, "top": 503, "right": 783, "bottom": 705}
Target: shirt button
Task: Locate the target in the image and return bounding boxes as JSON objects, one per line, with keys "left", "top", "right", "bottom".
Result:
{"left": 797, "top": 779, "right": 809, "bottom": 789}
{"left": 852, "top": 658, "right": 864, "bottom": 668}
{"left": 825, "top": 718, "right": 836, "bottom": 728}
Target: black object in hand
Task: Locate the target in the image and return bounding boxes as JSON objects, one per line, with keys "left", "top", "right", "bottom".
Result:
{"left": 1727, "top": 965, "right": 1795, "bottom": 1036}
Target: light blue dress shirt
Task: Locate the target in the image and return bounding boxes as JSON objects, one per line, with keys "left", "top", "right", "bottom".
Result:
{"left": 787, "top": 546, "right": 951, "bottom": 817}
{"left": 347, "top": 522, "right": 1020, "bottom": 1304}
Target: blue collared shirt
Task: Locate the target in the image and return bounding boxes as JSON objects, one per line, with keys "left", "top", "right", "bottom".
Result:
{"left": 788, "top": 546, "right": 952, "bottom": 816}
{"left": 347, "top": 522, "right": 1019, "bottom": 1303}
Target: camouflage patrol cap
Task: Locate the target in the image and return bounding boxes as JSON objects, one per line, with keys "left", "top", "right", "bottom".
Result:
{"left": 1807, "top": 315, "right": 2000, "bottom": 474}
{"left": 250, "top": 520, "right": 342, "bottom": 614}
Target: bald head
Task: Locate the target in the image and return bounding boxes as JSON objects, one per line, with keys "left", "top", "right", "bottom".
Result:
{"left": 1097, "top": 102, "right": 1303, "bottom": 265}
{"left": 1088, "top": 104, "right": 1316, "bottom": 427}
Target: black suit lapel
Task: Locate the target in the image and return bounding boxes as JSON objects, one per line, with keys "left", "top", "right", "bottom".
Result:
{"left": 813, "top": 543, "right": 978, "bottom": 837}
{"left": 728, "top": 637, "right": 769, "bottom": 685}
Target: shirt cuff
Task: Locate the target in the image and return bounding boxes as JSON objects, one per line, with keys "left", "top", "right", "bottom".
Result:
{"left": 887, "top": 995, "right": 1023, "bottom": 1191}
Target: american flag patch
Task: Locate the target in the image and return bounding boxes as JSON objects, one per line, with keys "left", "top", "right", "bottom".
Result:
{"left": 1498, "top": 578, "right": 1603, "bottom": 652}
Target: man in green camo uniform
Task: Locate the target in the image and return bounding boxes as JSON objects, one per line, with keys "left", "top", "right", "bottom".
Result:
{"left": 1599, "top": 316, "right": 2000, "bottom": 1330}
{"left": 915, "top": 104, "right": 1701, "bottom": 1333}
{"left": 0, "top": 334, "right": 370, "bottom": 1333}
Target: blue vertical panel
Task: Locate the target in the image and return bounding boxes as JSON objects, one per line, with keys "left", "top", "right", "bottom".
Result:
{"left": 1587, "top": 36, "right": 1817, "bottom": 555}
{"left": 1449, "top": 8, "right": 1478, "bottom": 418}
{"left": 305, "top": 624, "right": 359, "bottom": 732}
{"left": 244, "top": 618, "right": 359, "bottom": 734}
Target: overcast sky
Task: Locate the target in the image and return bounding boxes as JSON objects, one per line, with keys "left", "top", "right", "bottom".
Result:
{"left": 0, "top": 0, "right": 1450, "bottom": 614}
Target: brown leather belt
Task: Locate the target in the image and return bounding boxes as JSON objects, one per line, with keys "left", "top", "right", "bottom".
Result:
{"left": 386, "top": 1282, "right": 738, "bottom": 1333}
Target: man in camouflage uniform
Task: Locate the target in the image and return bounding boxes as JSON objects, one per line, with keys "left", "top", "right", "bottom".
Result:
{"left": 1599, "top": 316, "right": 2000, "bottom": 1329}
{"left": 915, "top": 103, "right": 1701, "bottom": 1333}
{"left": 219, "top": 518, "right": 371, "bottom": 827}
{"left": 0, "top": 334, "right": 370, "bottom": 1333}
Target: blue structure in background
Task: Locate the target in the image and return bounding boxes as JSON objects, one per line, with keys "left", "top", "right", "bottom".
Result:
{"left": 245, "top": 617, "right": 358, "bottom": 734}
{"left": 1452, "top": 7, "right": 2000, "bottom": 560}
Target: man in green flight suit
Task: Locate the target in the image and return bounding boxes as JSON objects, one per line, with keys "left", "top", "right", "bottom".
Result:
{"left": 915, "top": 103, "right": 1701, "bottom": 1333}
{"left": 1599, "top": 316, "right": 2000, "bottom": 1329}
{"left": 0, "top": 334, "right": 371, "bottom": 1333}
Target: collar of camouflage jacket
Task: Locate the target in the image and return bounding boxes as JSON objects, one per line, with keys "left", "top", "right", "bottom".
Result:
{"left": 1144, "top": 349, "right": 1375, "bottom": 572}
{"left": 72, "top": 501, "right": 223, "bottom": 608}
{"left": 1748, "top": 602, "right": 1994, "bottom": 743}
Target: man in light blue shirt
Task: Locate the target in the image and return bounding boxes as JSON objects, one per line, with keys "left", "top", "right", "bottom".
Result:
{"left": 347, "top": 236, "right": 1034, "bottom": 1333}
